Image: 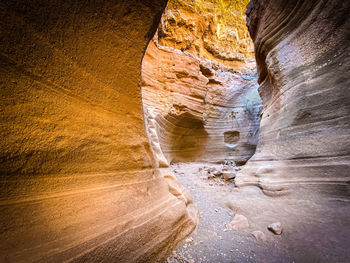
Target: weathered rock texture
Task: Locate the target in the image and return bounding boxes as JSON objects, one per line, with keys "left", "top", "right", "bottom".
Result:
{"left": 235, "top": 0, "right": 350, "bottom": 198}
{"left": 156, "top": 0, "right": 254, "bottom": 69}
{"left": 142, "top": 41, "right": 261, "bottom": 164}
{"left": 0, "top": 1, "right": 198, "bottom": 262}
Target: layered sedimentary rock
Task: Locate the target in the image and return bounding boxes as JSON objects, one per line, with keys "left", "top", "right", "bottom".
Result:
{"left": 142, "top": 0, "right": 261, "bottom": 165}
{"left": 142, "top": 41, "right": 261, "bottom": 164}
{"left": 156, "top": 0, "right": 254, "bottom": 69}
{"left": 235, "top": 0, "right": 350, "bottom": 198}
{"left": 0, "top": 1, "right": 198, "bottom": 262}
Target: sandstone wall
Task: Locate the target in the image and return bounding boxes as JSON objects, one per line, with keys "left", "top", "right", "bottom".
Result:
{"left": 235, "top": 0, "right": 350, "bottom": 198}
{"left": 142, "top": 41, "right": 261, "bottom": 164}
{"left": 156, "top": 0, "right": 254, "bottom": 69}
{"left": 0, "top": 1, "right": 198, "bottom": 262}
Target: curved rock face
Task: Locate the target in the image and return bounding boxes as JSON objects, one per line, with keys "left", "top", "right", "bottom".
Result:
{"left": 0, "top": 1, "right": 198, "bottom": 262}
{"left": 142, "top": 41, "right": 261, "bottom": 164}
{"left": 235, "top": 0, "right": 350, "bottom": 198}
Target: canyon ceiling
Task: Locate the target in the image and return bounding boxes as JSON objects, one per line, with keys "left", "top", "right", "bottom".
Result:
{"left": 0, "top": 0, "right": 349, "bottom": 262}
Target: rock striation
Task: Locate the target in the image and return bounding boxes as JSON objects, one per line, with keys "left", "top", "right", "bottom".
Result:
{"left": 0, "top": 1, "right": 198, "bottom": 262}
{"left": 235, "top": 0, "right": 350, "bottom": 198}
{"left": 142, "top": 41, "right": 261, "bottom": 164}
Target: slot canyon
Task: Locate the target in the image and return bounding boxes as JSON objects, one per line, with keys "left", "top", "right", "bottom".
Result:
{"left": 0, "top": 0, "right": 349, "bottom": 262}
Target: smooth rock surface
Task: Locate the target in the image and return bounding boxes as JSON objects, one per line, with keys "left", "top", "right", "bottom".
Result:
{"left": 235, "top": 0, "right": 350, "bottom": 199}
{"left": 0, "top": 1, "right": 198, "bottom": 262}
{"left": 142, "top": 41, "right": 261, "bottom": 164}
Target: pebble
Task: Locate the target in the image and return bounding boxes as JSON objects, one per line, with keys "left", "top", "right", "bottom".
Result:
{"left": 227, "top": 214, "right": 249, "bottom": 229}
{"left": 185, "top": 237, "right": 194, "bottom": 244}
{"left": 223, "top": 171, "right": 236, "bottom": 180}
{"left": 252, "top": 230, "right": 267, "bottom": 242}
{"left": 267, "top": 222, "right": 283, "bottom": 235}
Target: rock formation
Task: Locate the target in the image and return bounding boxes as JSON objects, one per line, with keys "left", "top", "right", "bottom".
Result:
{"left": 2, "top": 0, "right": 348, "bottom": 261}
{"left": 235, "top": 0, "right": 350, "bottom": 198}
{"left": 142, "top": 0, "right": 262, "bottom": 165}
{"left": 156, "top": 0, "right": 254, "bottom": 69}
{"left": 0, "top": 1, "right": 198, "bottom": 262}
{"left": 142, "top": 41, "right": 261, "bottom": 164}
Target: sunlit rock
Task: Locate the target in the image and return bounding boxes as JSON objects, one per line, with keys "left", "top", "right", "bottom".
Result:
{"left": 156, "top": 0, "right": 254, "bottom": 69}
{"left": 0, "top": 1, "right": 198, "bottom": 262}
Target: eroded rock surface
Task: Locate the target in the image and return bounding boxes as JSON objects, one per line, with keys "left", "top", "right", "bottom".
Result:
{"left": 235, "top": 0, "right": 350, "bottom": 198}
{"left": 0, "top": 1, "right": 198, "bottom": 262}
{"left": 156, "top": 0, "right": 254, "bottom": 69}
{"left": 142, "top": 41, "right": 261, "bottom": 164}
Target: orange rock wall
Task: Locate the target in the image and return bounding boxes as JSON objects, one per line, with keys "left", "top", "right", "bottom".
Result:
{"left": 156, "top": 0, "right": 254, "bottom": 69}
{"left": 0, "top": 1, "right": 198, "bottom": 262}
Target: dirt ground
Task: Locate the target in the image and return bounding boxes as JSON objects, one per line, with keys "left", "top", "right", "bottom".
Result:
{"left": 166, "top": 162, "right": 350, "bottom": 263}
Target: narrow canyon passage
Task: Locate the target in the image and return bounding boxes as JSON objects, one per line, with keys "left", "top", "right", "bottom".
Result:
{"left": 141, "top": 0, "right": 350, "bottom": 262}
{"left": 0, "top": 0, "right": 349, "bottom": 262}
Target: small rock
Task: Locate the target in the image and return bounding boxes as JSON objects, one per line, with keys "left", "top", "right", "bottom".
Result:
{"left": 227, "top": 214, "right": 249, "bottom": 229}
{"left": 223, "top": 171, "right": 236, "bottom": 180}
{"left": 212, "top": 169, "right": 223, "bottom": 177}
{"left": 252, "top": 231, "right": 267, "bottom": 242}
{"left": 267, "top": 222, "right": 282, "bottom": 235}
{"left": 215, "top": 209, "right": 218, "bottom": 212}
{"left": 185, "top": 237, "right": 194, "bottom": 244}
{"left": 207, "top": 174, "right": 215, "bottom": 179}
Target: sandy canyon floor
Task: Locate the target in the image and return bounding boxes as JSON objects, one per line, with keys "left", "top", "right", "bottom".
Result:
{"left": 166, "top": 163, "right": 350, "bottom": 263}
